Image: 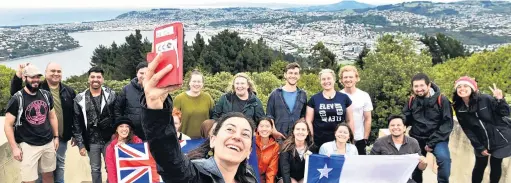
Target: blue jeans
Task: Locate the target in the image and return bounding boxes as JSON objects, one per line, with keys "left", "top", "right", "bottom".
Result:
{"left": 36, "top": 139, "right": 67, "bottom": 183}
{"left": 412, "top": 140, "right": 451, "bottom": 183}
{"left": 88, "top": 144, "right": 106, "bottom": 183}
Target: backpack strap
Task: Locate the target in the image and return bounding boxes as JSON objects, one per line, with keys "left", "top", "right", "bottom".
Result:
{"left": 408, "top": 96, "right": 415, "bottom": 109}
{"left": 437, "top": 95, "right": 443, "bottom": 108}
{"left": 14, "top": 91, "right": 23, "bottom": 128}
{"left": 39, "top": 89, "right": 51, "bottom": 106}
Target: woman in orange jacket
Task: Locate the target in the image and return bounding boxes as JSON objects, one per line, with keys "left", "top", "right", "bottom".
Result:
{"left": 256, "top": 117, "right": 280, "bottom": 183}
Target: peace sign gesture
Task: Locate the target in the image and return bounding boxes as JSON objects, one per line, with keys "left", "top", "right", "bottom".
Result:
{"left": 489, "top": 83, "right": 503, "bottom": 100}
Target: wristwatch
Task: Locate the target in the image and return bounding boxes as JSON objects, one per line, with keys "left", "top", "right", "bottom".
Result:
{"left": 53, "top": 136, "right": 59, "bottom": 139}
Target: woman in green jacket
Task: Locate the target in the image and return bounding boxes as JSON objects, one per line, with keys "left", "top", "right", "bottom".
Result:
{"left": 213, "top": 73, "right": 265, "bottom": 124}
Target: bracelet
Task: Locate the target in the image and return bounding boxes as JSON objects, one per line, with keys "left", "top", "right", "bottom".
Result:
{"left": 53, "top": 136, "right": 59, "bottom": 139}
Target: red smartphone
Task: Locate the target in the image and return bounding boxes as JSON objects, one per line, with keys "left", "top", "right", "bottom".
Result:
{"left": 147, "top": 22, "right": 184, "bottom": 88}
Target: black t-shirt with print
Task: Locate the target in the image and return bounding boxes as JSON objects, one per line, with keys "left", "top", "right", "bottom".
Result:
{"left": 6, "top": 89, "right": 54, "bottom": 146}
{"left": 307, "top": 91, "right": 352, "bottom": 147}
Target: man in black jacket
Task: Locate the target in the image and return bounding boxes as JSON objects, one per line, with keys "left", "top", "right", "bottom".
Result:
{"left": 10, "top": 62, "right": 76, "bottom": 183}
{"left": 115, "top": 62, "right": 148, "bottom": 140}
{"left": 72, "top": 67, "right": 116, "bottom": 183}
{"left": 402, "top": 73, "right": 453, "bottom": 183}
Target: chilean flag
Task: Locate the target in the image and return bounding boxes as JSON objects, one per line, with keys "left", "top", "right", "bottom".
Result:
{"left": 304, "top": 154, "right": 419, "bottom": 183}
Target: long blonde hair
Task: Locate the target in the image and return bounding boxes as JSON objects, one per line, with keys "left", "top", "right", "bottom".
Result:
{"left": 227, "top": 73, "right": 258, "bottom": 94}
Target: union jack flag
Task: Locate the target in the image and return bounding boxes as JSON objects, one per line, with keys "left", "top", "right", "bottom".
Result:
{"left": 115, "top": 143, "right": 162, "bottom": 183}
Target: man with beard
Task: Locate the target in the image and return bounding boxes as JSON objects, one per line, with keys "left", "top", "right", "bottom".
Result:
{"left": 402, "top": 73, "right": 453, "bottom": 183}
{"left": 114, "top": 62, "right": 149, "bottom": 140}
{"left": 72, "top": 67, "right": 116, "bottom": 183}
{"left": 370, "top": 115, "right": 427, "bottom": 183}
{"left": 4, "top": 65, "right": 59, "bottom": 183}
{"left": 339, "top": 65, "right": 373, "bottom": 155}
{"left": 10, "top": 62, "right": 76, "bottom": 183}
{"left": 266, "top": 62, "right": 307, "bottom": 139}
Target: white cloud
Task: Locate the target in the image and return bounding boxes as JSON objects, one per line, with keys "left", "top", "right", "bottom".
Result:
{"left": 0, "top": 0, "right": 469, "bottom": 9}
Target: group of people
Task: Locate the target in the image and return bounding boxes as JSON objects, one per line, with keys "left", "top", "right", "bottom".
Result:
{"left": 3, "top": 52, "right": 511, "bottom": 183}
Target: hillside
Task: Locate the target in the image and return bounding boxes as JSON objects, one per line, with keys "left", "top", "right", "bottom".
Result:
{"left": 284, "top": 0, "right": 375, "bottom": 12}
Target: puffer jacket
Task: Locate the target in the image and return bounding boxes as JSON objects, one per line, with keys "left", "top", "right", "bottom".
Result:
{"left": 141, "top": 96, "right": 258, "bottom": 183}
{"left": 105, "top": 135, "right": 143, "bottom": 183}
{"left": 213, "top": 92, "right": 265, "bottom": 123}
{"left": 255, "top": 134, "right": 280, "bottom": 183}
{"left": 114, "top": 78, "right": 146, "bottom": 140}
{"left": 402, "top": 83, "right": 454, "bottom": 148}
{"left": 454, "top": 94, "right": 511, "bottom": 154}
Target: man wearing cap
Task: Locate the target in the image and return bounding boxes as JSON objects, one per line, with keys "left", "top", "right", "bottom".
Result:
{"left": 402, "top": 73, "right": 453, "bottom": 183}
{"left": 114, "top": 62, "right": 149, "bottom": 140}
{"left": 10, "top": 62, "right": 76, "bottom": 183}
{"left": 4, "top": 65, "right": 59, "bottom": 183}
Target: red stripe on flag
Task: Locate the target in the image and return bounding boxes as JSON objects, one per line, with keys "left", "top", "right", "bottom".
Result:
{"left": 119, "top": 145, "right": 142, "bottom": 158}
{"left": 126, "top": 168, "right": 147, "bottom": 183}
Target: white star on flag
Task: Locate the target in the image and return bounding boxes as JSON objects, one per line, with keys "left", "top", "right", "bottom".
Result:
{"left": 317, "top": 164, "right": 333, "bottom": 179}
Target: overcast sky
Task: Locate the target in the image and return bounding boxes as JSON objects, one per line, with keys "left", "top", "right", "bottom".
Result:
{"left": 3, "top": 0, "right": 465, "bottom": 9}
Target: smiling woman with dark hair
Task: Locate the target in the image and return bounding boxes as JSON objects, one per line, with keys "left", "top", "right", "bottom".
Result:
{"left": 452, "top": 76, "right": 511, "bottom": 183}
{"left": 141, "top": 54, "right": 258, "bottom": 183}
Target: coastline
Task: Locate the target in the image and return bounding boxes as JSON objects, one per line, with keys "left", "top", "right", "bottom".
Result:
{"left": 0, "top": 46, "right": 82, "bottom": 62}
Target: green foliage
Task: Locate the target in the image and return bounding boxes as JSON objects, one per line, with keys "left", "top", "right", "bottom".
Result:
{"left": 0, "top": 65, "right": 16, "bottom": 115}
{"left": 64, "top": 80, "right": 130, "bottom": 94}
{"left": 269, "top": 60, "right": 289, "bottom": 79}
{"left": 90, "top": 30, "right": 151, "bottom": 80}
{"left": 358, "top": 34, "right": 432, "bottom": 142}
{"left": 310, "top": 42, "right": 337, "bottom": 70}
{"left": 297, "top": 73, "right": 322, "bottom": 99}
{"left": 355, "top": 44, "right": 370, "bottom": 70}
{"left": 428, "top": 45, "right": 511, "bottom": 96}
{"left": 420, "top": 33, "right": 471, "bottom": 65}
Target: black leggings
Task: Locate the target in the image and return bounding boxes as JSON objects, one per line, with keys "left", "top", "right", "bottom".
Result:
{"left": 472, "top": 155, "right": 503, "bottom": 183}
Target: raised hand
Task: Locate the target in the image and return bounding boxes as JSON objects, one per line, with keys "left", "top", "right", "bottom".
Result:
{"left": 489, "top": 83, "right": 503, "bottom": 100}
{"left": 143, "top": 53, "right": 182, "bottom": 109}
{"left": 16, "top": 63, "right": 29, "bottom": 79}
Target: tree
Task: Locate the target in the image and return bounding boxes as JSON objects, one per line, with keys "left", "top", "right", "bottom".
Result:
{"left": 428, "top": 45, "right": 511, "bottom": 96}
{"left": 358, "top": 34, "right": 432, "bottom": 142}
{"left": 89, "top": 30, "right": 151, "bottom": 80}
{"left": 310, "top": 42, "right": 336, "bottom": 70}
{"left": 355, "top": 44, "right": 370, "bottom": 70}
{"left": 0, "top": 65, "right": 15, "bottom": 115}
{"left": 420, "top": 33, "right": 471, "bottom": 65}
{"left": 269, "top": 60, "right": 289, "bottom": 79}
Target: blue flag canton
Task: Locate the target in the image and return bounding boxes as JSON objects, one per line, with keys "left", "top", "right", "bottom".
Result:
{"left": 307, "top": 154, "right": 345, "bottom": 183}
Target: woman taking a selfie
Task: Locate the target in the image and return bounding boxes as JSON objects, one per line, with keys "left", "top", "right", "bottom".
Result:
{"left": 278, "top": 119, "right": 316, "bottom": 183}
{"left": 256, "top": 117, "right": 280, "bottom": 183}
{"left": 141, "top": 54, "right": 258, "bottom": 183}
{"left": 213, "top": 73, "right": 265, "bottom": 123}
{"left": 105, "top": 117, "right": 143, "bottom": 183}
{"left": 452, "top": 76, "right": 511, "bottom": 183}
{"left": 306, "top": 69, "right": 354, "bottom": 148}
{"left": 319, "top": 123, "right": 358, "bottom": 156}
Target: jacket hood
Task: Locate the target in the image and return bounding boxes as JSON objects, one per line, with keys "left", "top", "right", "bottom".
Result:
{"left": 430, "top": 82, "right": 441, "bottom": 97}
{"left": 130, "top": 77, "right": 143, "bottom": 91}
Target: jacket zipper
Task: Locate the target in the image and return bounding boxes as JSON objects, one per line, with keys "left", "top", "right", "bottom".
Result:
{"left": 496, "top": 129, "right": 509, "bottom": 143}
{"left": 475, "top": 113, "right": 491, "bottom": 150}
